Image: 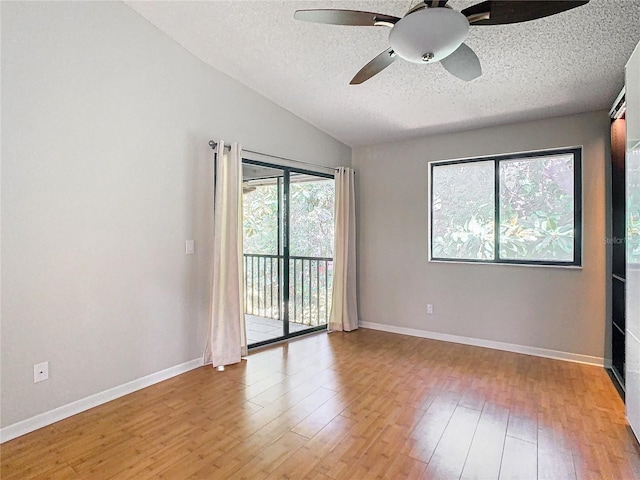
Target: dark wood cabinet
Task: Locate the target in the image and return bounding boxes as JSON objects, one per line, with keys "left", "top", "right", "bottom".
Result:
{"left": 610, "top": 114, "right": 626, "bottom": 390}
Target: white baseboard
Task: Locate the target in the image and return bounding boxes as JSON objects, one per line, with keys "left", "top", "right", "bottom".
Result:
{"left": 0, "top": 357, "right": 204, "bottom": 444}
{"left": 359, "top": 321, "right": 605, "bottom": 367}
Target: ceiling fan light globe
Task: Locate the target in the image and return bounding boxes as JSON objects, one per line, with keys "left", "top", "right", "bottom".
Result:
{"left": 388, "top": 8, "right": 469, "bottom": 64}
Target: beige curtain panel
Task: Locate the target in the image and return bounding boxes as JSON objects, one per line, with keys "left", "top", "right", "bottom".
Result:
{"left": 204, "top": 141, "right": 247, "bottom": 367}
{"left": 329, "top": 167, "right": 359, "bottom": 332}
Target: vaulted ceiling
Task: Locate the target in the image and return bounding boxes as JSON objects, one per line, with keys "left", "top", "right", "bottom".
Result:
{"left": 127, "top": 1, "right": 640, "bottom": 147}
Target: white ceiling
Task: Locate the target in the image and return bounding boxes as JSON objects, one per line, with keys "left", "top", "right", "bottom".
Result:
{"left": 127, "top": 0, "right": 640, "bottom": 147}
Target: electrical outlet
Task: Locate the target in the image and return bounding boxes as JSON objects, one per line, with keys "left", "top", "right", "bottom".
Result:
{"left": 34, "top": 362, "right": 49, "bottom": 383}
{"left": 185, "top": 240, "right": 195, "bottom": 255}
{"left": 427, "top": 304, "right": 434, "bottom": 315}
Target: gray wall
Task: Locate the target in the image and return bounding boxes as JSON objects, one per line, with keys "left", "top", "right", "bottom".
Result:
{"left": 1, "top": 1, "right": 350, "bottom": 428}
{"left": 352, "top": 111, "right": 610, "bottom": 360}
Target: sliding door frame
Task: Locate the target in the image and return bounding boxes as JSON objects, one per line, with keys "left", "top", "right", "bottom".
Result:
{"left": 242, "top": 159, "right": 334, "bottom": 349}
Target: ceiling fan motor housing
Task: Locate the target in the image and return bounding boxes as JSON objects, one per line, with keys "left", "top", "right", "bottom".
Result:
{"left": 389, "top": 8, "right": 469, "bottom": 63}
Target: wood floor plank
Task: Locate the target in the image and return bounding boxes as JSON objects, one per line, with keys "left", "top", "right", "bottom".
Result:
{"left": 0, "top": 457, "right": 77, "bottom": 480}
{"left": 460, "top": 402, "right": 509, "bottom": 480}
{"left": 538, "top": 445, "right": 576, "bottom": 480}
{"left": 506, "top": 413, "right": 538, "bottom": 444}
{"left": 216, "top": 431, "right": 307, "bottom": 479}
{"left": 153, "top": 433, "right": 242, "bottom": 479}
{"left": 266, "top": 413, "right": 354, "bottom": 478}
{"left": 316, "top": 412, "right": 386, "bottom": 478}
{"left": 349, "top": 424, "right": 428, "bottom": 479}
{"left": 499, "top": 435, "right": 537, "bottom": 480}
{"left": 2, "top": 328, "right": 639, "bottom": 480}
{"left": 404, "top": 392, "right": 459, "bottom": 463}
{"left": 421, "top": 405, "right": 482, "bottom": 479}
{"left": 290, "top": 388, "right": 364, "bottom": 439}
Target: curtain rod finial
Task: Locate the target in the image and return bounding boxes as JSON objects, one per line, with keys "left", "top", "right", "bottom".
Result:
{"left": 209, "top": 140, "right": 216, "bottom": 149}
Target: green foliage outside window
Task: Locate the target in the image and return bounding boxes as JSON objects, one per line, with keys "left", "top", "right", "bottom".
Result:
{"left": 499, "top": 156, "right": 575, "bottom": 261}
{"left": 243, "top": 180, "right": 334, "bottom": 257}
{"left": 431, "top": 149, "right": 580, "bottom": 265}
{"left": 242, "top": 177, "right": 335, "bottom": 325}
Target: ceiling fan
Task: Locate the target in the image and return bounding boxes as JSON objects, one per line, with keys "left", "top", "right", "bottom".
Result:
{"left": 294, "top": 1, "right": 589, "bottom": 84}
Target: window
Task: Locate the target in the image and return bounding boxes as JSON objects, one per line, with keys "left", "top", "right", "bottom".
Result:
{"left": 429, "top": 147, "right": 582, "bottom": 266}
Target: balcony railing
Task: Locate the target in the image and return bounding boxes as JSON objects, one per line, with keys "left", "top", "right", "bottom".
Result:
{"left": 244, "top": 254, "right": 333, "bottom": 327}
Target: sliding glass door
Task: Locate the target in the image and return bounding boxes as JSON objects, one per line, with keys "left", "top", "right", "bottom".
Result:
{"left": 242, "top": 162, "right": 283, "bottom": 344}
{"left": 242, "top": 160, "right": 334, "bottom": 347}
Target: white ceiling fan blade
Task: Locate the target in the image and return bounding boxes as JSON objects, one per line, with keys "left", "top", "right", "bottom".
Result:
{"left": 350, "top": 48, "right": 397, "bottom": 85}
{"left": 440, "top": 43, "right": 482, "bottom": 81}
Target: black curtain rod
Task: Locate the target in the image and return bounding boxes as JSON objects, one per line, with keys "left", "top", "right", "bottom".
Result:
{"left": 208, "top": 140, "right": 345, "bottom": 173}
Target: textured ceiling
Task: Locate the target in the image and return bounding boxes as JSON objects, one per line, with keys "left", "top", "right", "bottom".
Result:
{"left": 127, "top": 0, "right": 640, "bottom": 147}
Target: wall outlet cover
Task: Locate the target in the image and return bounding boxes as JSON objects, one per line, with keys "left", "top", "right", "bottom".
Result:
{"left": 34, "top": 362, "right": 49, "bottom": 383}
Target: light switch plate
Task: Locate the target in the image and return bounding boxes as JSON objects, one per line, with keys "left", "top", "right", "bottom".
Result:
{"left": 185, "top": 240, "right": 195, "bottom": 255}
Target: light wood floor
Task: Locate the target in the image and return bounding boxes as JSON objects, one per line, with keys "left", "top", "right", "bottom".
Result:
{"left": 2, "top": 329, "right": 639, "bottom": 479}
